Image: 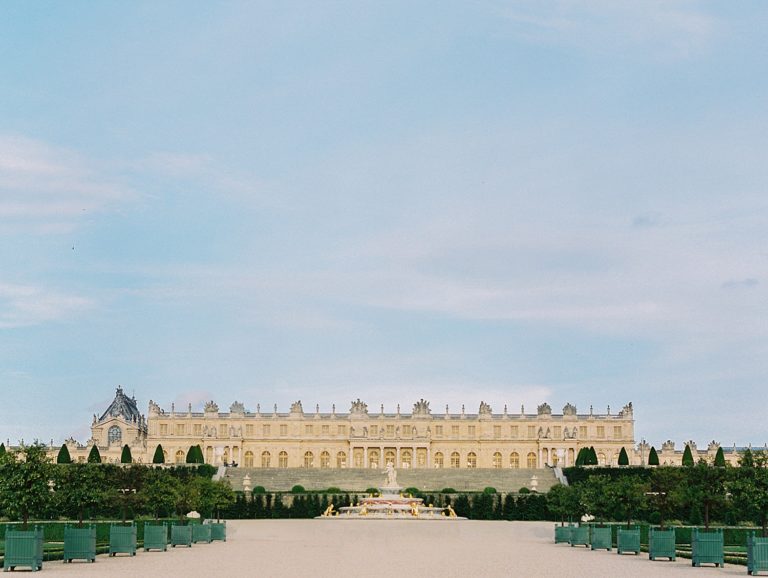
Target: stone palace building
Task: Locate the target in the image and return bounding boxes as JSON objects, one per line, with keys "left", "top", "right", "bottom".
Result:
{"left": 61, "top": 387, "right": 646, "bottom": 469}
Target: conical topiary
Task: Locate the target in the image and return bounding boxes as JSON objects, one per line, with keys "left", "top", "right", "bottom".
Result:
{"left": 587, "top": 446, "right": 598, "bottom": 466}
{"left": 152, "top": 444, "right": 165, "bottom": 464}
{"left": 0, "top": 442, "right": 6, "bottom": 457}
{"left": 618, "top": 447, "right": 629, "bottom": 466}
{"left": 648, "top": 446, "right": 659, "bottom": 466}
{"left": 120, "top": 444, "right": 132, "bottom": 464}
{"left": 56, "top": 443, "right": 72, "bottom": 464}
{"left": 87, "top": 445, "right": 102, "bottom": 463}
{"left": 714, "top": 446, "right": 726, "bottom": 467}
{"left": 575, "top": 447, "right": 586, "bottom": 467}
{"left": 682, "top": 444, "right": 694, "bottom": 467}
{"left": 195, "top": 444, "right": 205, "bottom": 463}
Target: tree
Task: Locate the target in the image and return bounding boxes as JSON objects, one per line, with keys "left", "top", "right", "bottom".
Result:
{"left": 120, "top": 444, "right": 133, "bottom": 464}
{"left": 546, "top": 484, "right": 583, "bottom": 525}
{"left": 729, "top": 449, "right": 768, "bottom": 536}
{"left": 648, "top": 467, "right": 684, "bottom": 530}
{"left": 686, "top": 461, "right": 726, "bottom": 529}
{"left": 152, "top": 444, "right": 165, "bottom": 464}
{"left": 87, "top": 445, "right": 102, "bottom": 464}
{"left": 682, "top": 444, "right": 694, "bottom": 467}
{"left": 186, "top": 445, "right": 204, "bottom": 464}
{"left": 586, "top": 447, "right": 598, "bottom": 466}
{"left": 608, "top": 475, "right": 648, "bottom": 527}
{"left": 55, "top": 463, "right": 106, "bottom": 526}
{"left": 142, "top": 469, "right": 181, "bottom": 519}
{"left": 575, "top": 447, "right": 585, "bottom": 467}
{"left": 0, "top": 443, "right": 53, "bottom": 528}
{"left": 648, "top": 446, "right": 660, "bottom": 466}
{"left": 56, "top": 443, "right": 72, "bottom": 464}
{"left": 580, "top": 475, "right": 612, "bottom": 525}
{"left": 714, "top": 446, "right": 726, "bottom": 467}
{"left": 0, "top": 443, "right": 6, "bottom": 457}
{"left": 618, "top": 447, "right": 629, "bottom": 466}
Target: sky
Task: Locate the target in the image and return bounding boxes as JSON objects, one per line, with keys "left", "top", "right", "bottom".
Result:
{"left": 1, "top": 1, "right": 767, "bottom": 448}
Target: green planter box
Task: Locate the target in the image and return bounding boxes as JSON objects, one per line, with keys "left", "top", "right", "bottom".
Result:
{"left": 143, "top": 524, "right": 168, "bottom": 552}
{"left": 554, "top": 524, "right": 573, "bottom": 544}
{"left": 570, "top": 525, "right": 590, "bottom": 547}
{"left": 109, "top": 524, "right": 137, "bottom": 557}
{"left": 748, "top": 533, "right": 768, "bottom": 575}
{"left": 591, "top": 526, "right": 612, "bottom": 551}
{"left": 171, "top": 524, "right": 192, "bottom": 547}
{"left": 617, "top": 527, "right": 640, "bottom": 555}
{"left": 192, "top": 523, "right": 211, "bottom": 544}
{"left": 692, "top": 528, "right": 723, "bottom": 568}
{"left": 649, "top": 527, "right": 676, "bottom": 561}
{"left": 63, "top": 525, "right": 96, "bottom": 563}
{"left": 210, "top": 522, "right": 226, "bottom": 542}
{"left": 3, "top": 527, "right": 43, "bottom": 572}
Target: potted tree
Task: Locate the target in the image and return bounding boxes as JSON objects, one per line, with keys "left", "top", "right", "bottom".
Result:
{"left": 57, "top": 463, "right": 105, "bottom": 563}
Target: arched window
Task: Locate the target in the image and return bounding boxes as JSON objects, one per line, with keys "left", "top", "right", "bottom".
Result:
{"left": 567, "top": 448, "right": 575, "bottom": 465}
{"left": 108, "top": 426, "right": 122, "bottom": 445}
{"left": 434, "top": 452, "right": 444, "bottom": 468}
{"left": 175, "top": 450, "right": 185, "bottom": 464}
{"left": 222, "top": 447, "right": 230, "bottom": 464}
{"left": 337, "top": 451, "right": 347, "bottom": 468}
{"left": 467, "top": 452, "right": 477, "bottom": 468}
{"left": 384, "top": 450, "right": 395, "bottom": 467}
{"left": 304, "top": 451, "right": 314, "bottom": 468}
{"left": 353, "top": 449, "right": 363, "bottom": 468}
{"left": 261, "top": 451, "right": 271, "bottom": 468}
{"left": 401, "top": 450, "right": 412, "bottom": 469}
{"left": 542, "top": 448, "right": 549, "bottom": 465}
{"left": 416, "top": 449, "right": 427, "bottom": 467}
{"left": 492, "top": 452, "right": 502, "bottom": 469}
{"left": 278, "top": 451, "right": 288, "bottom": 468}
{"left": 450, "top": 452, "right": 460, "bottom": 468}
{"left": 598, "top": 452, "right": 606, "bottom": 466}
{"left": 527, "top": 452, "right": 537, "bottom": 468}
{"left": 552, "top": 451, "right": 559, "bottom": 467}
{"left": 244, "top": 451, "right": 254, "bottom": 467}
{"left": 206, "top": 446, "right": 213, "bottom": 464}
{"left": 510, "top": 452, "right": 520, "bottom": 468}
{"left": 320, "top": 451, "right": 330, "bottom": 468}
{"left": 368, "top": 449, "right": 379, "bottom": 469}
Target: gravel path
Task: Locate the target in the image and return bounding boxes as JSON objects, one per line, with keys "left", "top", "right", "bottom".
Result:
{"left": 36, "top": 520, "right": 748, "bottom": 577}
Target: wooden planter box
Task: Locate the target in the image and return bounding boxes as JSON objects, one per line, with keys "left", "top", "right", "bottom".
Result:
{"left": 617, "top": 527, "right": 640, "bottom": 555}
{"left": 591, "top": 526, "right": 612, "bottom": 551}
{"left": 570, "top": 525, "right": 590, "bottom": 547}
{"left": 63, "top": 525, "right": 97, "bottom": 563}
{"left": 171, "top": 524, "right": 193, "bottom": 547}
{"left": 192, "top": 523, "right": 212, "bottom": 544}
{"left": 109, "top": 523, "right": 137, "bottom": 557}
{"left": 143, "top": 524, "right": 168, "bottom": 552}
{"left": 210, "top": 522, "right": 226, "bottom": 542}
{"left": 3, "top": 527, "right": 44, "bottom": 572}
{"left": 691, "top": 528, "right": 723, "bottom": 568}
{"left": 649, "top": 527, "right": 676, "bottom": 561}
{"left": 748, "top": 533, "right": 768, "bottom": 575}
{"left": 554, "top": 524, "right": 573, "bottom": 544}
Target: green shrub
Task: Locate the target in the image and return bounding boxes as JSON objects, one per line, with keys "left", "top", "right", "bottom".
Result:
{"left": 120, "top": 444, "right": 132, "bottom": 464}
{"left": 403, "top": 487, "right": 420, "bottom": 495}
{"left": 365, "top": 487, "right": 379, "bottom": 495}
{"left": 483, "top": 487, "right": 497, "bottom": 494}
{"left": 87, "top": 445, "right": 101, "bottom": 464}
{"left": 291, "top": 485, "right": 306, "bottom": 493}
{"left": 618, "top": 447, "right": 629, "bottom": 466}
{"left": 152, "top": 444, "right": 165, "bottom": 464}
{"left": 325, "top": 487, "right": 341, "bottom": 494}
{"left": 441, "top": 488, "right": 457, "bottom": 494}
{"left": 648, "top": 446, "right": 660, "bottom": 466}
{"left": 519, "top": 487, "right": 531, "bottom": 494}
{"left": 252, "top": 485, "right": 266, "bottom": 494}
{"left": 56, "top": 444, "right": 72, "bottom": 464}
{"left": 682, "top": 444, "right": 694, "bottom": 467}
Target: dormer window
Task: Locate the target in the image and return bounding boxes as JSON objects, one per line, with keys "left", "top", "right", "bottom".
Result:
{"left": 108, "top": 425, "right": 122, "bottom": 445}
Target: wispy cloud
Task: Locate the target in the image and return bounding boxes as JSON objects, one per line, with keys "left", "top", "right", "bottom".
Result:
{"left": 0, "top": 282, "right": 93, "bottom": 328}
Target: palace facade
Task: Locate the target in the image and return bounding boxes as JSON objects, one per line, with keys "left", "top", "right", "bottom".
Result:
{"left": 60, "top": 387, "right": 644, "bottom": 469}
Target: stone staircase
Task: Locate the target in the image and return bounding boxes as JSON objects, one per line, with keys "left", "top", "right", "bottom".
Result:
{"left": 221, "top": 467, "right": 559, "bottom": 493}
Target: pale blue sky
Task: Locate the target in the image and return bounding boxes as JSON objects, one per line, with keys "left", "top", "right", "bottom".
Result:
{"left": 1, "top": 2, "right": 767, "bottom": 448}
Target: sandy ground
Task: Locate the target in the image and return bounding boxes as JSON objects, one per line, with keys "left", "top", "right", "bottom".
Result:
{"left": 32, "top": 520, "right": 750, "bottom": 578}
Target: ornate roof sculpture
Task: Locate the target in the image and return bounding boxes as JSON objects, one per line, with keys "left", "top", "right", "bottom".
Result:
{"left": 290, "top": 400, "right": 304, "bottom": 414}
{"left": 479, "top": 401, "right": 492, "bottom": 416}
{"left": 99, "top": 386, "right": 142, "bottom": 424}
{"left": 204, "top": 400, "right": 219, "bottom": 413}
{"left": 350, "top": 399, "right": 368, "bottom": 416}
{"left": 412, "top": 399, "right": 430, "bottom": 416}
{"left": 563, "top": 403, "right": 577, "bottom": 416}
{"left": 537, "top": 402, "right": 552, "bottom": 416}
{"left": 230, "top": 401, "right": 245, "bottom": 415}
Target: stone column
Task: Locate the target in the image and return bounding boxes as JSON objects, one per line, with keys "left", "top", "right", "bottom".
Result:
{"left": 427, "top": 446, "right": 431, "bottom": 468}
{"left": 396, "top": 447, "right": 400, "bottom": 467}
{"left": 363, "top": 447, "right": 368, "bottom": 468}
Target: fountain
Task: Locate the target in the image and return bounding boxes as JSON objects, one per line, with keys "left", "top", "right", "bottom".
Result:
{"left": 318, "top": 463, "right": 464, "bottom": 520}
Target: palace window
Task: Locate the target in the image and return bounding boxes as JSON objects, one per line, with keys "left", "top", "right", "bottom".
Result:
{"left": 305, "top": 424, "right": 313, "bottom": 435}
{"left": 417, "top": 448, "right": 427, "bottom": 467}
{"left": 613, "top": 426, "right": 622, "bottom": 439}
{"left": 262, "top": 424, "right": 271, "bottom": 436}
{"left": 368, "top": 449, "right": 380, "bottom": 469}
{"left": 261, "top": 451, "right": 271, "bottom": 468}
{"left": 401, "top": 450, "right": 412, "bottom": 469}
{"left": 337, "top": 425, "right": 346, "bottom": 436}
{"left": 320, "top": 451, "right": 331, "bottom": 468}
{"left": 450, "top": 452, "right": 461, "bottom": 468}
{"left": 434, "top": 452, "right": 444, "bottom": 468}
{"left": 554, "top": 426, "right": 561, "bottom": 439}
{"left": 493, "top": 426, "right": 501, "bottom": 439}
{"left": 206, "top": 446, "right": 213, "bottom": 463}
{"left": 279, "top": 451, "right": 288, "bottom": 468}
{"left": 108, "top": 426, "right": 122, "bottom": 445}
{"left": 370, "top": 425, "right": 378, "bottom": 436}
{"left": 337, "top": 451, "right": 347, "bottom": 468}
{"left": 385, "top": 450, "right": 395, "bottom": 466}
{"left": 176, "top": 424, "right": 185, "bottom": 436}
{"left": 451, "top": 425, "right": 460, "bottom": 437}
{"left": 598, "top": 452, "right": 606, "bottom": 466}
{"left": 510, "top": 452, "right": 520, "bottom": 468}
{"left": 244, "top": 451, "right": 254, "bottom": 467}
{"left": 597, "top": 426, "right": 605, "bottom": 438}
{"left": 527, "top": 452, "right": 537, "bottom": 468}
{"left": 467, "top": 452, "right": 477, "bottom": 468}
{"left": 159, "top": 424, "right": 168, "bottom": 436}
{"left": 386, "top": 425, "right": 394, "bottom": 437}
{"left": 280, "top": 424, "right": 288, "bottom": 436}
{"left": 435, "top": 425, "right": 443, "bottom": 436}
{"left": 579, "top": 426, "right": 587, "bottom": 438}
{"left": 175, "top": 450, "right": 185, "bottom": 464}
{"left": 527, "top": 426, "right": 536, "bottom": 439}
{"left": 493, "top": 452, "right": 502, "bottom": 469}
{"left": 467, "top": 426, "right": 476, "bottom": 437}
{"left": 510, "top": 426, "right": 518, "bottom": 438}
{"left": 194, "top": 424, "right": 202, "bottom": 436}
{"left": 322, "top": 425, "right": 329, "bottom": 435}
{"left": 245, "top": 424, "right": 253, "bottom": 436}
{"left": 304, "top": 451, "right": 314, "bottom": 468}
{"left": 220, "top": 424, "right": 227, "bottom": 437}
